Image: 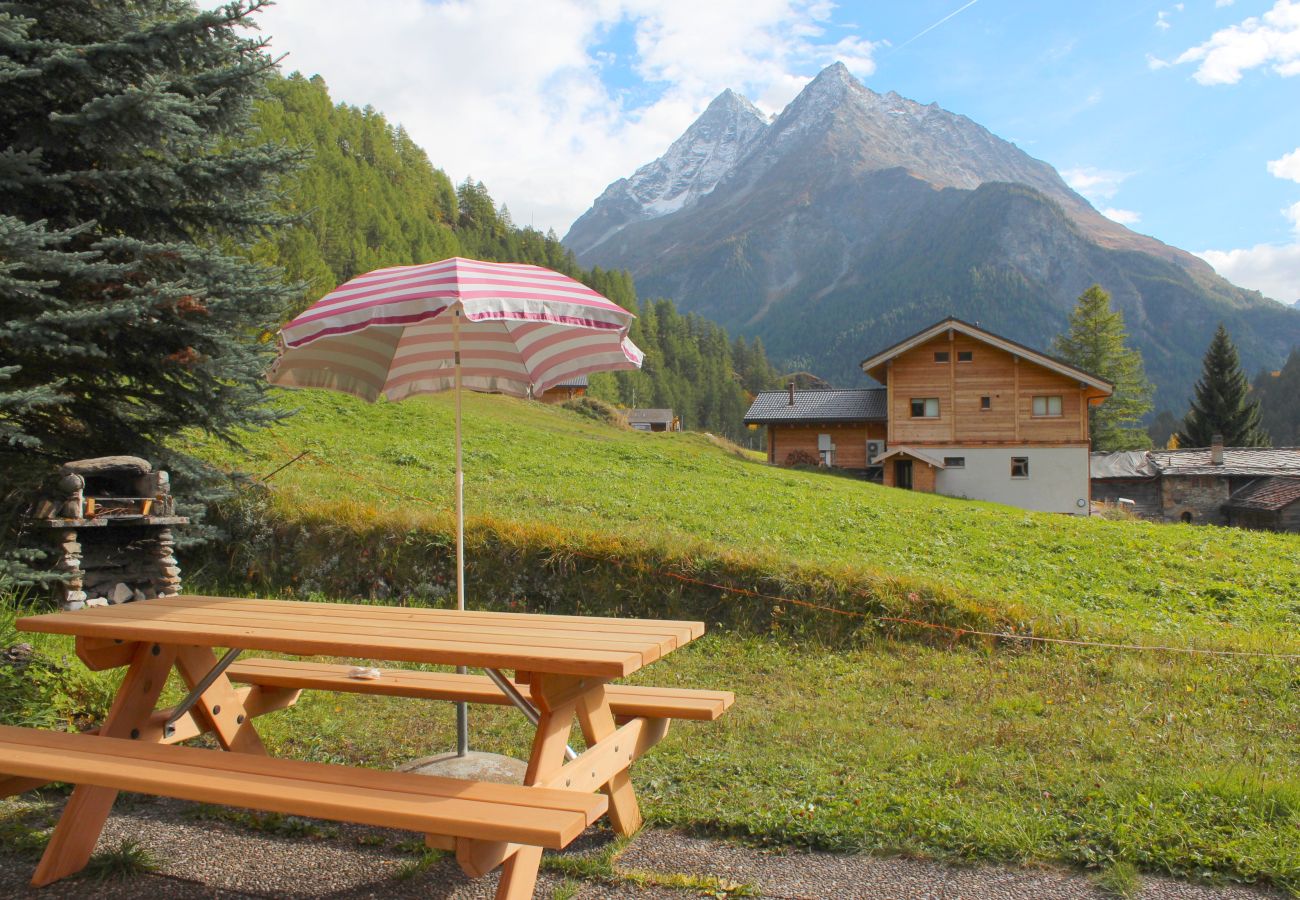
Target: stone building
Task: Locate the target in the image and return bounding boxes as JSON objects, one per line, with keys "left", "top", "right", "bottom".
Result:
{"left": 1091, "top": 439, "right": 1300, "bottom": 531}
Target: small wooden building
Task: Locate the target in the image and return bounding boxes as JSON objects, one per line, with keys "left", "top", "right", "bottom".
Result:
{"left": 1225, "top": 477, "right": 1300, "bottom": 532}
{"left": 743, "top": 386, "right": 887, "bottom": 471}
{"left": 536, "top": 374, "right": 588, "bottom": 404}
{"left": 627, "top": 408, "right": 678, "bottom": 432}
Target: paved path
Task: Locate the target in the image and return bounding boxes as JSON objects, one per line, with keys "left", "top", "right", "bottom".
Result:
{"left": 0, "top": 794, "right": 1283, "bottom": 899}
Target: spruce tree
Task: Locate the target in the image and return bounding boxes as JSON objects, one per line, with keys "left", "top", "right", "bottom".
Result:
{"left": 1053, "top": 284, "right": 1154, "bottom": 451}
{"left": 1178, "top": 324, "right": 1269, "bottom": 447}
{"left": 0, "top": 0, "right": 302, "bottom": 584}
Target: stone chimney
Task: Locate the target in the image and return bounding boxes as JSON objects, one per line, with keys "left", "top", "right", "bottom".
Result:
{"left": 1211, "top": 434, "right": 1224, "bottom": 465}
{"left": 787, "top": 381, "right": 796, "bottom": 406}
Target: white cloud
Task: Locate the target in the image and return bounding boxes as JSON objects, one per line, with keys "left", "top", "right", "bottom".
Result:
{"left": 1268, "top": 147, "right": 1300, "bottom": 182}
{"left": 1146, "top": 53, "right": 1172, "bottom": 69}
{"left": 1102, "top": 207, "right": 1142, "bottom": 225}
{"left": 1061, "top": 166, "right": 1132, "bottom": 201}
{"left": 253, "top": 0, "right": 882, "bottom": 234}
{"left": 1156, "top": 11, "right": 1173, "bottom": 31}
{"left": 1217, "top": 0, "right": 1235, "bottom": 7}
{"left": 1173, "top": 0, "right": 1300, "bottom": 85}
{"left": 1199, "top": 243, "right": 1300, "bottom": 303}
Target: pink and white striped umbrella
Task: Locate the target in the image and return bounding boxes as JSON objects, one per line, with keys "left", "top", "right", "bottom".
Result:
{"left": 270, "top": 257, "right": 643, "bottom": 399}
{"left": 267, "top": 257, "right": 644, "bottom": 760}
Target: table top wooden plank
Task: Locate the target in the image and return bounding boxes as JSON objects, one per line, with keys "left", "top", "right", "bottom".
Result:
{"left": 157, "top": 595, "right": 705, "bottom": 641}
{"left": 16, "top": 596, "right": 704, "bottom": 678}
{"left": 59, "top": 602, "right": 673, "bottom": 666}
{"left": 141, "top": 596, "right": 693, "bottom": 654}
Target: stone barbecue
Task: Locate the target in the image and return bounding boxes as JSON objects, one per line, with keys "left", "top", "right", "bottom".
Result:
{"left": 29, "top": 456, "right": 189, "bottom": 610}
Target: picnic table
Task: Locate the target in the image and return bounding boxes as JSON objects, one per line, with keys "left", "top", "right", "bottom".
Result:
{"left": 0, "top": 595, "right": 732, "bottom": 899}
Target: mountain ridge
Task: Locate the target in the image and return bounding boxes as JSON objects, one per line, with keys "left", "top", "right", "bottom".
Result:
{"left": 564, "top": 63, "right": 1300, "bottom": 410}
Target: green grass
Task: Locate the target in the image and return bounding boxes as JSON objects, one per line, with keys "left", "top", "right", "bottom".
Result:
{"left": 192, "top": 389, "right": 1300, "bottom": 649}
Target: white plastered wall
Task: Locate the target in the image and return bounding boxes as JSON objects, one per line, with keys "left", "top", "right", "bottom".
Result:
{"left": 932, "top": 446, "right": 1090, "bottom": 515}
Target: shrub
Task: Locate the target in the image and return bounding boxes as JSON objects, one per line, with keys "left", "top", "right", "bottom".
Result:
{"left": 783, "top": 449, "right": 820, "bottom": 467}
{"left": 560, "top": 397, "right": 628, "bottom": 428}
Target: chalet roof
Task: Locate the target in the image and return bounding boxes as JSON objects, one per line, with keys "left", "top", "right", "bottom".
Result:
{"left": 743, "top": 389, "right": 887, "bottom": 424}
{"left": 1224, "top": 477, "right": 1300, "bottom": 512}
{"left": 1090, "top": 450, "right": 1159, "bottom": 480}
{"left": 626, "top": 408, "right": 674, "bottom": 425}
{"left": 859, "top": 317, "right": 1113, "bottom": 397}
{"left": 1150, "top": 446, "right": 1300, "bottom": 477}
{"left": 552, "top": 374, "right": 589, "bottom": 388}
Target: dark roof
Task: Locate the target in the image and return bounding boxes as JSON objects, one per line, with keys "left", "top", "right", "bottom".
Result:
{"left": 1150, "top": 446, "right": 1300, "bottom": 477}
{"left": 744, "top": 389, "right": 887, "bottom": 424}
{"left": 626, "top": 408, "right": 674, "bottom": 425}
{"left": 552, "top": 374, "right": 588, "bottom": 388}
{"left": 859, "top": 316, "right": 1112, "bottom": 393}
{"left": 1225, "top": 477, "right": 1300, "bottom": 512}
{"left": 1090, "top": 451, "right": 1158, "bottom": 480}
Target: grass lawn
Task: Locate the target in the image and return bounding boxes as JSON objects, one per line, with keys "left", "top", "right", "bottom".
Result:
{"left": 192, "top": 390, "right": 1300, "bottom": 648}
{"left": 7, "top": 390, "right": 1296, "bottom": 892}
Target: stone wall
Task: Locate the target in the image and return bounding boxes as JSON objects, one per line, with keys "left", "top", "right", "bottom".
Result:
{"left": 1159, "top": 474, "right": 1230, "bottom": 525}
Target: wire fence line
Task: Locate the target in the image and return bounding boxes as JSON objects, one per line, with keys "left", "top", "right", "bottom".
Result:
{"left": 248, "top": 443, "right": 1300, "bottom": 663}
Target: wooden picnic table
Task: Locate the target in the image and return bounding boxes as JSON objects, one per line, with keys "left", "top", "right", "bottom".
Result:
{"left": 2, "top": 595, "right": 730, "bottom": 899}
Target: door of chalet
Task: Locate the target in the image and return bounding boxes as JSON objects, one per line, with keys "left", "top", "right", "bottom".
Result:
{"left": 894, "top": 459, "right": 913, "bottom": 490}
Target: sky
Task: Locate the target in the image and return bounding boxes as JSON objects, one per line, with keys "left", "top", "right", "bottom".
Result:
{"left": 252, "top": 0, "right": 1300, "bottom": 304}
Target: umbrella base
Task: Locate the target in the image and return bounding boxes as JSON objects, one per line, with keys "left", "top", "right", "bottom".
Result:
{"left": 397, "top": 750, "right": 528, "bottom": 785}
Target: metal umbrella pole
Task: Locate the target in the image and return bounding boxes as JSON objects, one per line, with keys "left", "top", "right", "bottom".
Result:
{"left": 453, "top": 306, "right": 469, "bottom": 757}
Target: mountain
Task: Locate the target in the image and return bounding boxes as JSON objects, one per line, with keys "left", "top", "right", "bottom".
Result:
{"left": 565, "top": 63, "right": 1300, "bottom": 411}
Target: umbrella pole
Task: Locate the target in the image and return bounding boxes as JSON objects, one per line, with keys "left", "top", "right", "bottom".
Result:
{"left": 454, "top": 307, "right": 469, "bottom": 757}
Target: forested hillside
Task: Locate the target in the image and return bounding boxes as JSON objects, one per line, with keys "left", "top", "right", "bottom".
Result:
{"left": 250, "top": 73, "right": 779, "bottom": 440}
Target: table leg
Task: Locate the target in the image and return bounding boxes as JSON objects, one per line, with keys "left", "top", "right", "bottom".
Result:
{"left": 173, "top": 646, "right": 266, "bottom": 754}
{"left": 576, "top": 683, "right": 643, "bottom": 835}
{"left": 31, "top": 641, "right": 177, "bottom": 887}
{"left": 492, "top": 674, "right": 582, "bottom": 900}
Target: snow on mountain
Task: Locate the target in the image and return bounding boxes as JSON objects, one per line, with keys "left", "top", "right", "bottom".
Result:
{"left": 565, "top": 89, "right": 768, "bottom": 256}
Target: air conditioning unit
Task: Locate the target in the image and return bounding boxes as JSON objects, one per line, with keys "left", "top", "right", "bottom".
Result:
{"left": 866, "top": 440, "right": 885, "bottom": 464}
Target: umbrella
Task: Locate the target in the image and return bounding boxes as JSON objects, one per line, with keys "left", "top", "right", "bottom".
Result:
{"left": 269, "top": 257, "right": 643, "bottom": 756}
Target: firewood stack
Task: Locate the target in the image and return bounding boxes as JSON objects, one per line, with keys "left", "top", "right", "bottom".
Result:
{"left": 29, "top": 456, "right": 189, "bottom": 610}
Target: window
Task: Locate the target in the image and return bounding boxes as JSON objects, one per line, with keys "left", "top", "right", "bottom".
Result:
{"left": 1011, "top": 457, "right": 1029, "bottom": 478}
{"left": 910, "top": 398, "right": 940, "bottom": 418}
{"left": 980, "top": 396, "right": 991, "bottom": 410}
{"left": 1032, "top": 395, "right": 1063, "bottom": 417}
{"left": 957, "top": 350, "right": 973, "bottom": 362}
{"left": 933, "top": 351, "right": 950, "bottom": 363}
{"left": 943, "top": 456, "right": 966, "bottom": 468}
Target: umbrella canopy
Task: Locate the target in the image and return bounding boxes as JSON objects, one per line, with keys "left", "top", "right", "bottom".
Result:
{"left": 270, "top": 257, "right": 642, "bottom": 399}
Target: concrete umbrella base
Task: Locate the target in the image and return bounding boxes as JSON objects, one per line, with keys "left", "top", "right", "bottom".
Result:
{"left": 398, "top": 751, "right": 528, "bottom": 785}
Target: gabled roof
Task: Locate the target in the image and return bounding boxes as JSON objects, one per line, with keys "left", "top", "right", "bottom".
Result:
{"left": 627, "top": 408, "right": 674, "bottom": 425}
{"left": 1150, "top": 446, "right": 1300, "bottom": 477}
{"left": 859, "top": 317, "right": 1113, "bottom": 398}
{"left": 874, "top": 446, "right": 947, "bottom": 469}
{"left": 744, "top": 389, "right": 887, "bottom": 424}
{"left": 1224, "top": 477, "right": 1300, "bottom": 512}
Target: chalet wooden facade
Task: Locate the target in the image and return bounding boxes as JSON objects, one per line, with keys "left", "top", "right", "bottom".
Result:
{"left": 535, "top": 374, "right": 588, "bottom": 404}
{"left": 744, "top": 318, "right": 1113, "bottom": 515}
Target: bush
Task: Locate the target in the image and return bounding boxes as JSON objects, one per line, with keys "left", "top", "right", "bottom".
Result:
{"left": 560, "top": 396, "right": 628, "bottom": 428}
{"left": 783, "top": 449, "right": 820, "bottom": 467}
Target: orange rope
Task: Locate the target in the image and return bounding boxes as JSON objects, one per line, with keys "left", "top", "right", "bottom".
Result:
{"left": 253, "top": 442, "right": 1300, "bottom": 662}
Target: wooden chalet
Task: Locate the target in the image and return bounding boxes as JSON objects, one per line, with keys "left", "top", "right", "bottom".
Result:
{"left": 744, "top": 317, "right": 1114, "bottom": 515}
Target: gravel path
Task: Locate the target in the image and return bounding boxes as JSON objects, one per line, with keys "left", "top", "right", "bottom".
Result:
{"left": 0, "top": 794, "right": 1283, "bottom": 899}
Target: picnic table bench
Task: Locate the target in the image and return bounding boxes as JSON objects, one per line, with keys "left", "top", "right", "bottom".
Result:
{"left": 1, "top": 595, "right": 732, "bottom": 899}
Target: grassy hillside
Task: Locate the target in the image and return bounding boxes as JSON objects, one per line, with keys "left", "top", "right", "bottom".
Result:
{"left": 192, "top": 390, "right": 1300, "bottom": 651}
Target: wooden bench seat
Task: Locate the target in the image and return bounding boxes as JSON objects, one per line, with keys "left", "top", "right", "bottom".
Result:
{"left": 226, "top": 658, "right": 734, "bottom": 721}
{"left": 0, "top": 724, "right": 606, "bottom": 850}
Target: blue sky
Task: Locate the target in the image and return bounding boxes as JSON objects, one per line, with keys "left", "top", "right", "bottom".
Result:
{"left": 258, "top": 0, "right": 1300, "bottom": 302}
